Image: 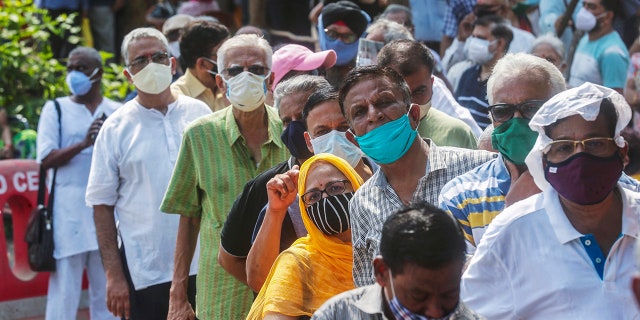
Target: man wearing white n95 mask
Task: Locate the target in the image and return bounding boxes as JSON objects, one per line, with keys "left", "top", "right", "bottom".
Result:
{"left": 86, "top": 27, "right": 211, "bottom": 320}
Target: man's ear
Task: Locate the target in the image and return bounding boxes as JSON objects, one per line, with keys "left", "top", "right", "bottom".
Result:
{"left": 170, "top": 56, "right": 178, "bottom": 75}
{"left": 304, "top": 131, "right": 314, "bottom": 154}
{"left": 373, "top": 256, "right": 389, "bottom": 287}
{"left": 620, "top": 141, "right": 630, "bottom": 167}
{"left": 408, "top": 103, "right": 421, "bottom": 128}
{"left": 123, "top": 68, "right": 133, "bottom": 83}
{"left": 216, "top": 74, "right": 226, "bottom": 91}
{"left": 633, "top": 276, "right": 640, "bottom": 306}
{"left": 266, "top": 71, "right": 275, "bottom": 90}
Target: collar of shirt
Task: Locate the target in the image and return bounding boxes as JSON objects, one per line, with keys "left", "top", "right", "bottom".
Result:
{"left": 223, "top": 104, "right": 285, "bottom": 150}
{"left": 352, "top": 284, "right": 387, "bottom": 316}
{"left": 181, "top": 69, "right": 209, "bottom": 98}
{"left": 544, "top": 186, "right": 640, "bottom": 244}
{"left": 372, "top": 139, "right": 441, "bottom": 188}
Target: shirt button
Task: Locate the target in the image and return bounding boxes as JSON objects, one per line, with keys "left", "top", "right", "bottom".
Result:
{"left": 596, "top": 258, "right": 602, "bottom": 263}
{"left": 585, "top": 239, "right": 591, "bottom": 245}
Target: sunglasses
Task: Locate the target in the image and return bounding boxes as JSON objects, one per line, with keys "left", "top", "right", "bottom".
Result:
{"left": 324, "top": 28, "right": 358, "bottom": 44}
{"left": 488, "top": 100, "right": 546, "bottom": 123}
{"left": 223, "top": 65, "right": 269, "bottom": 78}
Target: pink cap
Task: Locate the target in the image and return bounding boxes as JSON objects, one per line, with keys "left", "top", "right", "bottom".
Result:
{"left": 271, "top": 44, "right": 337, "bottom": 90}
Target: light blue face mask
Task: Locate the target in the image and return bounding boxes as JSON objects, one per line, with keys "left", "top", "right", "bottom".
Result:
{"left": 354, "top": 108, "right": 417, "bottom": 165}
{"left": 386, "top": 270, "right": 449, "bottom": 320}
{"left": 317, "top": 16, "right": 360, "bottom": 66}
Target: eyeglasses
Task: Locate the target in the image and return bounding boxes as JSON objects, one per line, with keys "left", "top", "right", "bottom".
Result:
{"left": 127, "top": 52, "right": 170, "bottom": 72}
{"left": 544, "top": 137, "right": 617, "bottom": 163}
{"left": 223, "top": 65, "right": 269, "bottom": 78}
{"left": 324, "top": 28, "right": 358, "bottom": 44}
{"left": 488, "top": 100, "right": 546, "bottom": 123}
{"left": 302, "top": 180, "right": 351, "bottom": 206}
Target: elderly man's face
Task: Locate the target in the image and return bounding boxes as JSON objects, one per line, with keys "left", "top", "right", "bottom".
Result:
{"left": 278, "top": 92, "right": 307, "bottom": 129}
{"left": 342, "top": 77, "right": 416, "bottom": 137}
{"left": 216, "top": 46, "right": 272, "bottom": 88}
{"left": 490, "top": 75, "right": 553, "bottom": 128}
{"left": 383, "top": 261, "right": 463, "bottom": 318}
{"left": 532, "top": 43, "right": 565, "bottom": 71}
{"left": 125, "top": 37, "right": 175, "bottom": 77}
{"left": 545, "top": 113, "right": 619, "bottom": 163}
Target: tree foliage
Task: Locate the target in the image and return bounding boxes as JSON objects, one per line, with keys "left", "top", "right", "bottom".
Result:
{"left": 0, "top": 0, "right": 132, "bottom": 129}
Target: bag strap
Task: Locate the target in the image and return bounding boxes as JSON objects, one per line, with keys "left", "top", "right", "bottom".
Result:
{"left": 38, "top": 100, "right": 61, "bottom": 213}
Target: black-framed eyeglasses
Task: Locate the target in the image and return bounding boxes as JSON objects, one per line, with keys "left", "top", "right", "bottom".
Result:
{"left": 544, "top": 137, "right": 617, "bottom": 163}
{"left": 223, "top": 65, "right": 269, "bottom": 78}
{"left": 488, "top": 100, "right": 546, "bottom": 123}
{"left": 302, "top": 180, "right": 351, "bottom": 206}
{"left": 127, "top": 52, "right": 170, "bottom": 72}
{"left": 324, "top": 28, "right": 358, "bottom": 44}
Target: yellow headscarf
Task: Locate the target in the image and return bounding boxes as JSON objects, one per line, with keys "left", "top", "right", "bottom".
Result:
{"left": 246, "top": 153, "right": 363, "bottom": 319}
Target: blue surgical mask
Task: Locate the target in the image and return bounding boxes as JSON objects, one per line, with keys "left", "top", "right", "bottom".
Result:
{"left": 310, "top": 130, "right": 363, "bottom": 168}
{"left": 386, "top": 270, "right": 448, "bottom": 320}
{"left": 66, "top": 68, "right": 99, "bottom": 96}
{"left": 317, "top": 17, "right": 360, "bottom": 66}
{"left": 355, "top": 108, "right": 417, "bottom": 164}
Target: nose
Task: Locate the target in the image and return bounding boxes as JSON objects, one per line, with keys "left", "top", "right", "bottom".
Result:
{"left": 513, "top": 110, "right": 524, "bottom": 119}
{"left": 366, "top": 103, "right": 384, "bottom": 123}
{"left": 574, "top": 141, "right": 586, "bottom": 153}
{"left": 423, "top": 299, "right": 446, "bottom": 319}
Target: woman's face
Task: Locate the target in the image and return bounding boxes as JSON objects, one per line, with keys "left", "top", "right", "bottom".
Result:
{"left": 304, "top": 161, "right": 354, "bottom": 242}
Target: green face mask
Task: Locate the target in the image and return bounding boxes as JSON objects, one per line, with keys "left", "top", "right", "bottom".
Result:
{"left": 491, "top": 118, "right": 538, "bottom": 165}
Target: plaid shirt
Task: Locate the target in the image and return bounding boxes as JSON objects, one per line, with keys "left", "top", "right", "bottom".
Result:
{"left": 443, "top": 0, "right": 476, "bottom": 38}
{"left": 351, "top": 140, "right": 496, "bottom": 287}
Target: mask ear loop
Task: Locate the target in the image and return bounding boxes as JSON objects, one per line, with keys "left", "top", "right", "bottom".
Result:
{"left": 88, "top": 67, "right": 100, "bottom": 83}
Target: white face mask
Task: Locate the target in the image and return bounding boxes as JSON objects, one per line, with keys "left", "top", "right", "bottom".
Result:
{"left": 418, "top": 100, "right": 431, "bottom": 119}
{"left": 466, "top": 37, "right": 495, "bottom": 65}
{"left": 575, "top": 7, "right": 605, "bottom": 32}
{"left": 224, "top": 71, "right": 269, "bottom": 112}
{"left": 310, "top": 130, "right": 363, "bottom": 168}
{"left": 130, "top": 61, "right": 173, "bottom": 94}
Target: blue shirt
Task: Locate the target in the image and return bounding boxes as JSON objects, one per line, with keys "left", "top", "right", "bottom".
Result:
{"left": 569, "top": 31, "right": 629, "bottom": 90}
{"left": 455, "top": 65, "right": 490, "bottom": 130}
{"left": 442, "top": 0, "right": 475, "bottom": 38}
{"left": 411, "top": 0, "right": 447, "bottom": 42}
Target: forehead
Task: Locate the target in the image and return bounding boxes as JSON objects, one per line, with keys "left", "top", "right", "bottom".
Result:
{"left": 492, "top": 74, "right": 552, "bottom": 104}
{"left": 127, "top": 37, "right": 166, "bottom": 62}
{"left": 344, "top": 76, "right": 399, "bottom": 106}
{"left": 305, "top": 162, "right": 347, "bottom": 189}
{"left": 532, "top": 43, "right": 560, "bottom": 57}
{"left": 472, "top": 25, "right": 491, "bottom": 37}
{"left": 223, "top": 46, "right": 267, "bottom": 67}
{"left": 385, "top": 11, "right": 410, "bottom": 23}
{"left": 326, "top": 23, "right": 354, "bottom": 33}
{"left": 306, "top": 101, "right": 345, "bottom": 126}
{"left": 395, "top": 262, "right": 463, "bottom": 293}
{"left": 547, "top": 113, "right": 610, "bottom": 139}
{"left": 278, "top": 92, "right": 308, "bottom": 116}
{"left": 68, "top": 53, "right": 96, "bottom": 67}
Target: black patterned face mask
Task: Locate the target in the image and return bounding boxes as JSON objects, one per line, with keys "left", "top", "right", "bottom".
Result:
{"left": 306, "top": 192, "right": 354, "bottom": 235}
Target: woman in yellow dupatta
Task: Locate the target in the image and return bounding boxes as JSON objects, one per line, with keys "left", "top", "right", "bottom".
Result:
{"left": 246, "top": 153, "right": 363, "bottom": 319}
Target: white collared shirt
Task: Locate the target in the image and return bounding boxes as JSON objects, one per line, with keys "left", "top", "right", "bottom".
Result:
{"left": 85, "top": 95, "right": 211, "bottom": 289}
{"left": 461, "top": 185, "right": 640, "bottom": 319}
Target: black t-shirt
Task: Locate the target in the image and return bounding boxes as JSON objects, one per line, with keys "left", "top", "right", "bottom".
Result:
{"left": 220, "top": 159, "right": 297, "bottom": 257}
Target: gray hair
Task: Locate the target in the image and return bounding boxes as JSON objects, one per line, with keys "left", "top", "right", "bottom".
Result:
{"left": 487, "top": 53, "right": 566, "bottom": 105}
{"left": 273, "top": 75, "right": 331, "bottom": 110}
{"left": 530, "top": 33, "right": 565, "bottom": 60}
{"left": 366, "top": 19, "right": 414, "bottom": 44}
{"left": 68, "top": 46, "right": 102, "bottom": 66}
{"left": 216, "top": 34, "right": 273, "bottom": 76}
{"left": 121, "top": 27, "right": 170, "bottom": 64}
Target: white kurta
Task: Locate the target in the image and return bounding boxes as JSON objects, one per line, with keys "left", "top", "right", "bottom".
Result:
{"left": 36, "top": 96, "right": 121, "bottom": 259}
{"left": 85, "top": 95, "right": 211, "bottom": 289}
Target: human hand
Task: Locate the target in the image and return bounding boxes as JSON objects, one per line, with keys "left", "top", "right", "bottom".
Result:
{"left": 167, "top": 294, "right": 196, "bottom": 320}
{"left": 457, "top": 12, "right": 476, "bottom": 42}
{"left": 266, "top": 166, "right": 300, "bottom": 212}
{"left": 84, "top": 114, "right": 107, "bottom": 147}
{"left": 106, "top": 272, "right": 130, "bottom": 319}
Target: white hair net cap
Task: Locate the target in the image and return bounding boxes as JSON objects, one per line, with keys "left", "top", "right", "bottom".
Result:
{"left": 524, "top": 82, "right": 631, "bottom": 192}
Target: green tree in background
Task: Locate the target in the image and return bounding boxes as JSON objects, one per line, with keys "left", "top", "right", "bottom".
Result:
{"left": 0, "top": 0, "right": 132, "bottom": 130}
